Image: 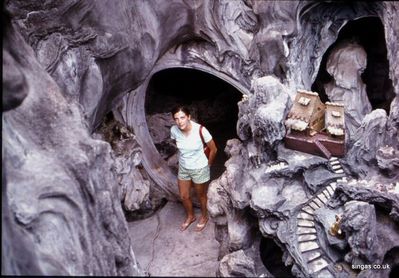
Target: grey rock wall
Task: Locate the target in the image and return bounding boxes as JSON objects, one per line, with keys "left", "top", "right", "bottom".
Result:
{"left": 2, "top": 8, "right": 143, "bottom": 276}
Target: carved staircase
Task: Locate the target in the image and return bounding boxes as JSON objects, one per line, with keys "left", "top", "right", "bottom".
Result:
{"left": 292, "top": 156, "right": 348, "bottom": 277}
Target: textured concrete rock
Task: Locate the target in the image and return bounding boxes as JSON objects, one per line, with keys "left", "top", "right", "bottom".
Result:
{"left": 326, "top": 185, "right": 399, "bottom": 278}
{"left": 313, "top": 207, "right": 347, "bottom": 259}
{"left": 238, "top": 76, "right": 291, "bottom": 145}
{"left": 330, "top": 183, "right": 399, "bottom": 222}
{"left": 250, "top": 177, "right": 309, "bottom": 223}
{"left": 345, "top": 109, "right": 389, "bottom": 176}
{"left": 2, "top": 34, "right": 29, "bottom": 111}
{"left": 216, "top": 139, "right": 249, "bottom": 209}
{"left": 341, "top": 201, "right": 380, "bottom": 266}
{"left": 3, "top": 0, "right": 399, "bottom": 277}
{"left": 2, "top": 11, "right": 42, "bottom": 275}
{"left": 277, "top": 144, "right": 327, "bottom": 174}
{"left": 94, "top": 116, "right": 165, "bottom": 217}
{"left": 376, "top": 145, "right": 399, "bottom": 178}
{"left": 251, "top": 181, "right": 285, "bottom": 218}
{"left": 226, "top": 208, "right": 255, "bottom": 252}
{"left": 303, "top": 166, "right": 342, "bottom": 194}
{"left": 208, "top": 139, "right": 256, "bottom": 258}
{"left": 218, "top": 249, "right": 256, "bottom": 277}
{"left": 324, "top": 41, "right": 372, "bottom": 139}
{"left": 2, "top": 14, "right": 143, "bottom": 276}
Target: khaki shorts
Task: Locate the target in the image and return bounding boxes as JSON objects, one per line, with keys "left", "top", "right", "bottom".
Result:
{"left": 178, "top": 165, "right": 210, "bottom": 184}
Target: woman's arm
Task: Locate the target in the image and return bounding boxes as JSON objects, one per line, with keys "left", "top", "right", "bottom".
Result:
{"left": 206, "top": 139, "right": 217, "bottom": 166}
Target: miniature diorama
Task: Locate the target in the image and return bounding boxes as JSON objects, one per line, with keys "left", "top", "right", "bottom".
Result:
{"left": 3, "top": 1, "right": 398, "bottom": 278}
{"left": 285, "top": 89, "right": 345, "bottom": 158}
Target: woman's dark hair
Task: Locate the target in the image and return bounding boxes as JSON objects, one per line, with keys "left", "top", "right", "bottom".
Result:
{"left": 171, "top": 106, "right": 190, "bottom": 117}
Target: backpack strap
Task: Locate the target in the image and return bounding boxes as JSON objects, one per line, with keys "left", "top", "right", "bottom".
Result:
{"left": 199, "top": 125, "right": 206, "bottom": 146}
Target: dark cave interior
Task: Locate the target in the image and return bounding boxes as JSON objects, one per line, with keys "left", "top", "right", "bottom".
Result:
{"left": 260, "top": 237, "right": 294, "bottom": 277}
{"left": 390, "top": 263, "right": 399, "bottom": 278}
{"left": 145, "top": 68, "right": 243, "bottom": 180}
{"left": 312, "top": 16, "right": 394, "bottom": 113}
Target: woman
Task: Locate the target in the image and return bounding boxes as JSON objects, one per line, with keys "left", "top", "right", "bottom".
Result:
{"left": 170, "top": 106, "right": 217, "bottom": 232}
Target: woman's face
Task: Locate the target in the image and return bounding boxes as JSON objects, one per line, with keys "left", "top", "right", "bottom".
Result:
{"left": 173, "top": 110, "right": 191, "bottom": 130}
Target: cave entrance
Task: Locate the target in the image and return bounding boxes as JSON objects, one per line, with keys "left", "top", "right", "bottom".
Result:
{"left": 260, "top": 237, "right": 293, "bottom": 277}
{"left": 312, "top": 16, "right": 394, "bottom": 113}
{"left": 145, "top": 67, "right": 243, "bottom": 180}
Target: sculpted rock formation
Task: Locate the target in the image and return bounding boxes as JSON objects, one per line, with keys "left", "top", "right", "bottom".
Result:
{"left": 324, "top": 41, "right": 372, "bottom": 139}
{"left": 3, "top": 0, "right": 399, "bottom": 277}
{"left": 2, "top": 4, "right": 142, "bottom": 276}
{"left": 237, "top": 75, "right": 292, "bottom": 165}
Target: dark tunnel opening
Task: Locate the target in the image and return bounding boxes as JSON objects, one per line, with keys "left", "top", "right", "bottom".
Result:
{"left": 145, "top": 68, "right": 243, "bottom": 180}
{"left": 260, "top": 237, "right": 294, "bottom": 277}
{"left": 312, "top": 16, "right": 394, "bottom": 113}
{"left": 390, "top": 265, "right": 399, "bottom": 278}
{"left": 384, "top": 247, "right": 399, "bottom": 278}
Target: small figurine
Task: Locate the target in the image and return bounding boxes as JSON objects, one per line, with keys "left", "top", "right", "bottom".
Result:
{"left": 329, "top": 214, "right": 344, "bottom": 239}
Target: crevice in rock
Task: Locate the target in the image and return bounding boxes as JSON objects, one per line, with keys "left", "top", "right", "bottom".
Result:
{"left": 146, "top": 211, "right": 162, "bottom": 274}
{"left": 94, "top": 111, "right": 168, "bottom": 220}
{"left": 312, "top": 16, "right": 394, "bottom": 113}
{"left": 259, "top": 237, "right": 294, "bottom": 277}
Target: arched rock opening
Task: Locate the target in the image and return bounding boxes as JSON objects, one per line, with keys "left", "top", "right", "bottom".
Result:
{"left": 145, "top": 68, "right": 243, "bottom": 180}
{"left": 312, "top": 16, "right": 394, "bottom": 113}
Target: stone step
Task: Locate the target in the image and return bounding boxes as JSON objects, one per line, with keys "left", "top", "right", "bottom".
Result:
{"left": 301, "top": 250, "right": 321, "bottom": 262}
{"left": 332, "top": 164, "right": 341, "bottom": 170}
{"left": 326, "top": 186, "right": 335, "bottom": 196}
{"left": 302, "top": 206, "right": 315, "bottom": 215}
{"left": 317, "top": 269, "right": 335, "bottom": 278}
{"left": 299, "top": 241, "right": 319, "bottom": 252}
{"left": 297, "top": 234, "right": 317, "bottom": 242}
{"left": 265, "top": 162, "right": 288, "bottom": 173}
{"left": 297, "top": 219, "right": 315, "bottom": 227}
{"left": 330, "top": 160, "right": 340, "bottom": 166}
{"left": 297, "top": 227, "right": 317, "bottom": 235}
{"left": 321, "top": 189, "right": 331, "bottom": 199}
{"left": 308, "top": 201, "right": 320, "bottom": 210}
{"left": 329, "top": 157, "right": 338, "bottom": 162}
{"left": 312, "top": 198, "right": 324, "bottom": 208}
{"left": 297, "top": 212, "right": 314, "bottom": 220}
{"left": 308, "top": 257, "right": 329, "bottom": 273}
{"left": 334, "top": 169, "right": 344, "bottom": 174}
{"left": 317, "top": 193, "right": 328, "bottom": 204}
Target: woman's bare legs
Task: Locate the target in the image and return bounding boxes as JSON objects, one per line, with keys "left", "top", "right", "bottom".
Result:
{"left": 194, "top": 182, "right": 209, "bottom": 231}
{"left": 178, "top": 179, "right": 196, "bottom": 231}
